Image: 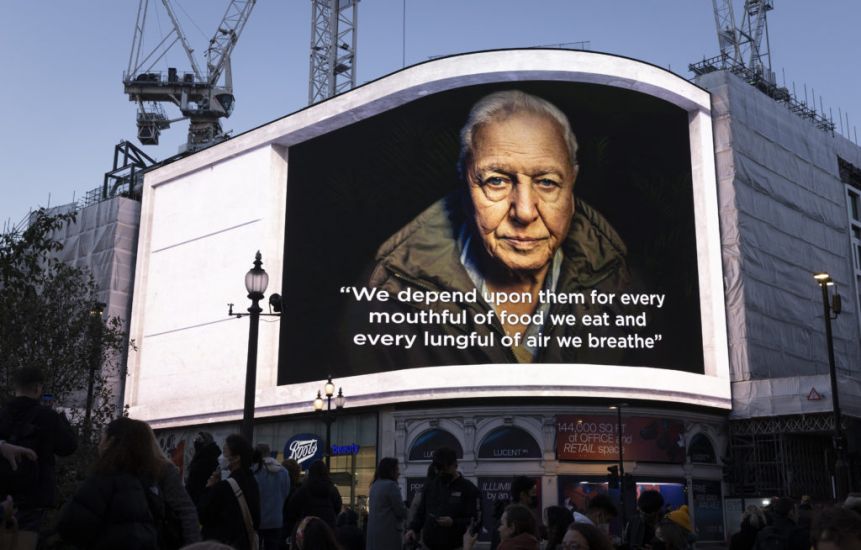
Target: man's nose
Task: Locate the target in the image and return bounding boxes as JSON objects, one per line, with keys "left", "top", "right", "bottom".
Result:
{"left": 510, "top": 177, "right": 539, "bottom": 224}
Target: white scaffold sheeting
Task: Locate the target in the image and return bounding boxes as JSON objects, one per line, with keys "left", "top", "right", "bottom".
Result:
{"left": 698, "top": 70, "right": 861, "bottom": 418}
{"left": 49, "top": 197, "right": 142, "bottom": 404}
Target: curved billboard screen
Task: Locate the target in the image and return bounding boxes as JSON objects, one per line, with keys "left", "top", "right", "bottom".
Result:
{"left": 277, "top": 51, "right": 729, "bottom": 408}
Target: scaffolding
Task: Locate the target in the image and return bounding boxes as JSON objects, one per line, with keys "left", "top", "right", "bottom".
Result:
{"left": 726, "top": 414, "right": 845, "bottom": 499}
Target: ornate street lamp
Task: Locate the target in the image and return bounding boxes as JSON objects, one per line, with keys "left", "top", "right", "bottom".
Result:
{"left": 314, "top": 375, "right": 345, "bottom": 466}
{"left": 228, "top": 251, "right": 281, "bottom": 442}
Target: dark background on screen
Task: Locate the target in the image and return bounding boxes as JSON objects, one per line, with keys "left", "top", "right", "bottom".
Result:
{"left": 278, "top": 81, "right": 704, "bottom": 384}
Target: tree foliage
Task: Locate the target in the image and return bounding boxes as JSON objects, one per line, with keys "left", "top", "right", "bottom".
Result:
{"left": 0, "top": 209, "right": 127, "bottom": 439}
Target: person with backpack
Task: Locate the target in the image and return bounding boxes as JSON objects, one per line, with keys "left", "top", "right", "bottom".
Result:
{"left": 752, "top": 497, "right": 810, "bottom": 550}
{"left": 0, "top": 367, "right": 77, "bottom": 536}
{"left": 57, "top": 417, "right": 201, "bottom": 549}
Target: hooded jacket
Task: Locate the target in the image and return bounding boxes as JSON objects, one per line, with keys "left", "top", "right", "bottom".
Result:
{"left": 252, "top": 456, "right": 291, "bottom": 530}
{"left": 347, "top": 191, "right": 632, "bottom": 373}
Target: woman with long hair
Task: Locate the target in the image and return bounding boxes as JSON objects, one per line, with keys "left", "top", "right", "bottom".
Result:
{"left": 57, "top": 417, "right": 200, "bottom": 549}
{"left": 366, "top": 457, "right": 408, "bottom": 550}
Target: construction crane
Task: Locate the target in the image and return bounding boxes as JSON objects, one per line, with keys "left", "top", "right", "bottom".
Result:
{"left": 308, "top": 0, "right": 359, "bottom": 104}
{"left": 706, "top": 0, "right": 775, "bottom": 82}
{"left": 123, "top": 0, "right": 256, "bottom": 152}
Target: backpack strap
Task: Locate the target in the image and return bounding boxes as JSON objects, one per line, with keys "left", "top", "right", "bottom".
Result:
{"left": 227, "top": 477, "right": 257, "bottom": 550}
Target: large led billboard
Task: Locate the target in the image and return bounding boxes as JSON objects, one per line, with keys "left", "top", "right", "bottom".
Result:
{"left": 276, "top": 50, "right": 729, "bottom": 408}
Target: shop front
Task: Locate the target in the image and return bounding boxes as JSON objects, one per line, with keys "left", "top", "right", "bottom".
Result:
{"left": 156, "top": 410, "right": 378, "bottom": 510}
{"left": 384, "top": 404, "right": 726, "bottom": 543}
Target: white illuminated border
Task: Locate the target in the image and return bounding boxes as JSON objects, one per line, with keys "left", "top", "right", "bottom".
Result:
{"left": 135, "top": 50, "right": 730, "bottom": 427}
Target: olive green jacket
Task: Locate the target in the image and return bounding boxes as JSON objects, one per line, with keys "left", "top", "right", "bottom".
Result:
{"left": 353, "top": 191, "right": 632, "bottom": 371}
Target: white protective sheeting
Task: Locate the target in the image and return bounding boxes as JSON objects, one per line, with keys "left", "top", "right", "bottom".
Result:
{"left": 698, "top": 70, "right": 861, "bottom": 418}
{"left": 50, "top": 197, "right": 142, "bottom": 405}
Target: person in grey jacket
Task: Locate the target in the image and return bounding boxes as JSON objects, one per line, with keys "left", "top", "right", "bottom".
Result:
{"left": 366, "top": 457, "right": 408, "bottom": 550}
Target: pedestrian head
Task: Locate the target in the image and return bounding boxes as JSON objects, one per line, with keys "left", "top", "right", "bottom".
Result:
{"left": 336, "top": 508, "right": 359, "bottom": 527}
{"left": 223, "top": 433, "right": 253, "bottom": 471}
{"left": 95, "top": 417, "right": 165, "bottom": 480}
{"left": 372, "top": 457, "right": 399, "bottom": 483}
{"left": 13, "top": 367, "right": 44, "bottom": 398}
{"left": 499, "top": 503, "right": 537, "bottom": 541}
{"left": 586, "top": 493, "right": 618, "bottom": 526}
{"left": 282, "top": 458, "right": 301, "bottom": 486}
{"left": 563, "top": 521, "right": 614, "bottom": 550}
{"left": 511, "top": 476, "right": 537, "bottom": 506}
{"left": 253, "top": 442, "right": 271, "bottom": 470}
{"left": 308, "top": 459, "right": 330, "bottom": 480}
{"left": 292, "top": 515, "right": 342, "bottom": 550}
{"left": 431, "top": 447, "right": 458, "bottom": 476}
{"left": 637, "top": 490, "right": 665, "bottom": 516}
{"left": 741, "top": 505, "right": 766, "bottom": 530}
{"left": 771, "top": 497, "right": 795, "bottom": 520}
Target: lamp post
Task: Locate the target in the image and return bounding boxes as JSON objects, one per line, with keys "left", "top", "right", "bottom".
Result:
{"left": 814, "top": 272, "right": 851, "bottom": 498}
{"left": 84, "top": 302, "right": 105, "bottom": 439}
{"left": 314, "top": 375, "right": 345, "bottom": 466}
{"left": 609, "top": 403, "right": 628, "bottom": 526}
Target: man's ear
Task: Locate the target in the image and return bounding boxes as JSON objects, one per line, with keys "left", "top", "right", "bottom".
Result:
{"left": 571, "top": 164, "right": 580, "bottom": 186}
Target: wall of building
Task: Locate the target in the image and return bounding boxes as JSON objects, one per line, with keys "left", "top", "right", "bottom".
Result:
{"left": 698, "top": 70, "right": 861, "bottom": 419}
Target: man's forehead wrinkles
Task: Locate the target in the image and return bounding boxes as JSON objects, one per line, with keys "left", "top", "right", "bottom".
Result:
{"left": 475, "top": 163, "right": 567, "bottom": 176}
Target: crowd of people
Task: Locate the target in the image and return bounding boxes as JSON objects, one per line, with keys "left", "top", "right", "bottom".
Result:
{"left": 2, "top": 367, "right": 861, "bottom": 549}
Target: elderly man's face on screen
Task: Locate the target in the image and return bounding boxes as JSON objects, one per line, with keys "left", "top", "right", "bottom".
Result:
{"left": 466, "top": 111, "right": 576, "bottom": 275}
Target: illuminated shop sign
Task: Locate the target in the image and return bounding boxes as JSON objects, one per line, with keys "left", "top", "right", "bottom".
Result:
{"left": 477, "top": 426, "right": 541, "bottom": 459}
{"left": 556, "top": 415, "right": 686, "bottom": 463}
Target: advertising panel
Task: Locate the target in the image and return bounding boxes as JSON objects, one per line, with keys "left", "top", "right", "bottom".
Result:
{"left": 282, "top": 78, "right": 703, "bottom": 381}
{"left": 556, "top": 415, "right": 686, "bottom": 463}
{"left": 692, "top": 479, "right": 724, "bottom": 541}
{"left": 478, "top": 477, "right": 541, "bottom": 542}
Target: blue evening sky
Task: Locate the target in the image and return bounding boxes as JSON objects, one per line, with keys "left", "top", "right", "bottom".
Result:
{"left": 1, "top": 1, "right": 859, "bottom": 228}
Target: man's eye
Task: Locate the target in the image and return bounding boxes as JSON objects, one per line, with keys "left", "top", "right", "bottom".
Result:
{"left": 482, "top": 176, "right": 508, "bottom": 187}
{"left": 536, "top": 178, "right": 560, "bottom": 188}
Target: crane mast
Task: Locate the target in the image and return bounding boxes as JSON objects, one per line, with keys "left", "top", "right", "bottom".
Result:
{"left": 123, "top": 0, "right": 256, "bottom": 152}
{"left": 309, "top": 0, "right": 359, "bottom": 104}
{"left": 708, "top": 0, "right": 774, "bottom": 82}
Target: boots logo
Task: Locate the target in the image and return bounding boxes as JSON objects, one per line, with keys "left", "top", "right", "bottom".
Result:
{"left": 289, "top": 439, "right": 318, "bottom": 463}
{"left": 284, "top": 433, "right": 324, "bottom": 468}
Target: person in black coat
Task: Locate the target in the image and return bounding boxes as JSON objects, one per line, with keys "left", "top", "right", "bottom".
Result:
{"left": 198, "top": 433, "right": 261, "bottom": 550}
{"left": 0, "top": 367, "right": 77, "bottom": 532}
{"left": 185, "top": 431, "right": 220, "bottom": 505}
{"left": 285, "top": 460, "right": 343, "bottom": 530}
{"left": 405, "top": 447, "right": 480, "bottom": 550}
{"left": 57, "top": 417, "right": 199, "bottom": 550}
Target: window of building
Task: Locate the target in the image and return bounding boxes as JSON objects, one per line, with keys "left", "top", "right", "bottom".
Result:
{"left": 839, "top": 157, "right": 861, "bottom": 337}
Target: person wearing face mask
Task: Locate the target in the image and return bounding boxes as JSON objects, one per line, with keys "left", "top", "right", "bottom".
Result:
{"left": 198, "top": 434, "right": 261, "bottom": 550}
{"left": 491, "top": 477, "right": 542, "bottom": 550}
{"left": 186, "top": 431, "right": 221, "bottom": 506}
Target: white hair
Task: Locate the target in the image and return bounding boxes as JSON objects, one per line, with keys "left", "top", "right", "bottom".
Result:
{"left": 458, "top": 90, "right": 579, "bottom": 179}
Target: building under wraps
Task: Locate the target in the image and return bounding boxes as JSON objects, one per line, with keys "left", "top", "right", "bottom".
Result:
{"left": 50, "top": 50, "right": 861, "bottom": 543}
